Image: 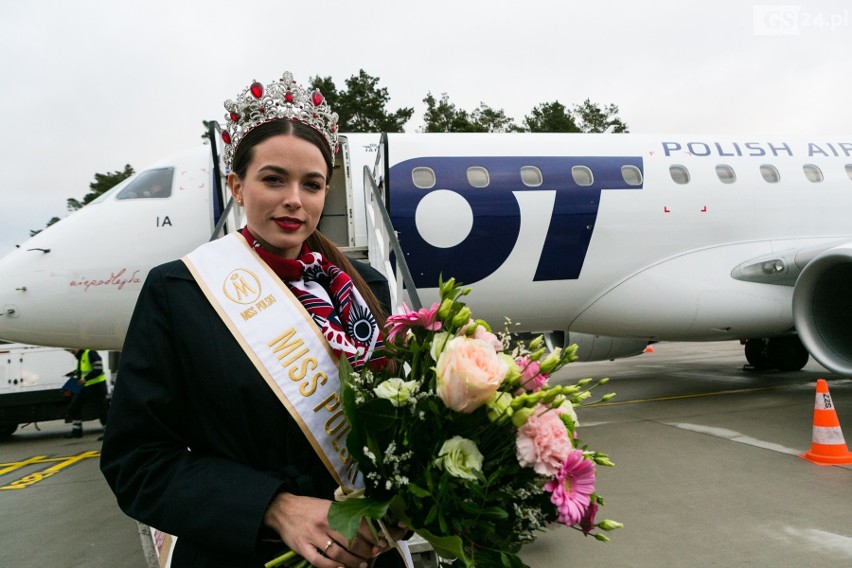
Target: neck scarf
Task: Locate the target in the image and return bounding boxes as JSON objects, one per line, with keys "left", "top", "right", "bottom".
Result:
{"left": 239, "top": 227, "right": 384, "bottom": 371}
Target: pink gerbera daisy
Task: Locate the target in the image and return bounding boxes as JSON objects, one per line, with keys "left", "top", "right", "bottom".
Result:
{"left": 544, "top": 449, "right": 596, "bottom": 525}
{"left": 385, "top": 302, "right": 442, "bottom": 343}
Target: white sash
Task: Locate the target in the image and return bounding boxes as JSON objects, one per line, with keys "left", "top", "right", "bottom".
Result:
{"left": 182, "top": 233, "right": 363, "bottom": 491}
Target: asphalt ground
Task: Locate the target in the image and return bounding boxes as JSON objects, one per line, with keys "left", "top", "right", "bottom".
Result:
{"left": 2, "top": 340, "right": 851, "bottom": 567}
{"left": 520, "top": 340, "right": 852, "bottom": 567}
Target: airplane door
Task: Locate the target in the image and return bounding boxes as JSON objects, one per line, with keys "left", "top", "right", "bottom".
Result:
{"left": 207, "top": 121, "right": 243, "bottom": 240}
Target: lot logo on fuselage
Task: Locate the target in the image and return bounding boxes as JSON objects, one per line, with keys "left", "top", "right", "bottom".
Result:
{"left": 390, "top": 156, "right": 644, "bottom": 288}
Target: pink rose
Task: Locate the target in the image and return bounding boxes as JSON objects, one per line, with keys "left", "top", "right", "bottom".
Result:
{"left": 436, "top": 337, "right": 508, "bottom": 413}
{"left": 472, "top": 325, "right": 503, "bottom": 352}
{"left": 516, "top": 405, "right": 572, "bottom": 476}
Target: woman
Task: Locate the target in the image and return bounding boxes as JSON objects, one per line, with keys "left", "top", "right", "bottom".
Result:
{"left": 100, "top": 72, "right": 404, "bottom": 568}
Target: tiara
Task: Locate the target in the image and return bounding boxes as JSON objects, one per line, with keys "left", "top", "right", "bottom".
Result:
{"left": 221, "top": 71, "right": 339, "bottom": 168}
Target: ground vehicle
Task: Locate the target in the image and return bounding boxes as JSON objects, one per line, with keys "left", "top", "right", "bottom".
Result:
{"left": 0, "top": 342, "right": 111, "bottom": 438}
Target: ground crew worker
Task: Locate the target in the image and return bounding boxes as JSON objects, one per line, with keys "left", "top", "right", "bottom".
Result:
{"left": 64, "top": 348, "right": 107, "bottom": 438}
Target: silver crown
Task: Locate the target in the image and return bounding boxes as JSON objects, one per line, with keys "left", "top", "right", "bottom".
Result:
{"left": 222, "top": 71, "right": 339, "bottom": 168}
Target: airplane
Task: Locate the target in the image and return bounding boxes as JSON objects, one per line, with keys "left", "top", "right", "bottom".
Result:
{"left": 0, "top": 130, "right": 851, "bottom": 377}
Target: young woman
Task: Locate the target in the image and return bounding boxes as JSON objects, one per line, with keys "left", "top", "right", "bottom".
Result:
{"left": 101, "top": 72, "right": 404, "bottom": 568}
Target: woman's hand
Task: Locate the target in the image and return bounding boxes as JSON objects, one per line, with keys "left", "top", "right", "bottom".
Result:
{"left": 264, "top": 492, "right": 396, "bottom": 568}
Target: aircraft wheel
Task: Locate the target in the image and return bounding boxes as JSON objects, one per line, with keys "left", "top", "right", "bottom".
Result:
{"left": 768, "top": 336, "right": 810, "bottom": 372}
{"left": 744, "top": 338, "right": 772, "bottom": 369}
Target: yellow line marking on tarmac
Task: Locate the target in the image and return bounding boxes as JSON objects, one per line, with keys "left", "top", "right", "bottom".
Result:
{"left": 0, "top": 450, "right": 100, "bottom": 490}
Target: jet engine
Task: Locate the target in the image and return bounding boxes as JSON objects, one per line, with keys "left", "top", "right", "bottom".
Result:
{"left": 792, "top": 242, "right": 852, "bottom": 377}
{"left": 543, "top": 331, "right": 649, "bottom": 362}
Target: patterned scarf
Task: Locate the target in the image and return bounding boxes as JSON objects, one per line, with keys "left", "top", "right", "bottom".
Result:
{"left": 239, "top": 228, "right": 384, "bottom": 371}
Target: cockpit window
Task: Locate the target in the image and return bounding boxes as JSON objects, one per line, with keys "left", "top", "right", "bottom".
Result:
{"left": 116, "top": 168, "right": 174, "bottom": 199}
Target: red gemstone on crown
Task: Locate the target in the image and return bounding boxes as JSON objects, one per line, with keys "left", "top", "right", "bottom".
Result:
{"left": 250, "top": 82, "right": 263, "bottom": 99}
{"left": 285, "top": 92, "right": 294, "bottom": 103}
{"left": 312, "top": 92, "right": 323, "bottom": 106}
{"left": 230, "top": 112, "right": 239, "bottom": 122}
{"left": 222, "top": 131, "right": 231, "bottom": 144}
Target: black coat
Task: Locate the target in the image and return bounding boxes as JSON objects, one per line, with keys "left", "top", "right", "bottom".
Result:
{"left": 100, "top": 258, "right": 400, "bottom": 567}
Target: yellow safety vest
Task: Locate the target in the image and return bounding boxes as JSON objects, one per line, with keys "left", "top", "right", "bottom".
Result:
{"left": 81, "top": 350, "right": 106, "bottom": 387}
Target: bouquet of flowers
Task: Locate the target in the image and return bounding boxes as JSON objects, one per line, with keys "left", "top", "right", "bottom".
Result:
{"left": 326, "top": 277, "right": 621, "bottom": 567}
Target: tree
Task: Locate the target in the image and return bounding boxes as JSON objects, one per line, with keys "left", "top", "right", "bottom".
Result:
{"left": 30, "top": 164, "right": 135, "bottom": 236}
{"left": 312, "top": 70, "right": 413, "bottom": 133}
{"left": 421, "top": 92, "right": 475, "bottom": 132}
{"left": 66, "top": 164, "right": 135, "bottom": 211}
{"left": 470, "top": 103, "right": 521, "bottom": 133}
{"left": 572, "top": 99, "right": 629, "bottom": 133}
{"left": 523, "top": 101, "right": 580, "bottom": 133}
{"left": 29, "top": 217, "right": 61, "bottom": 237}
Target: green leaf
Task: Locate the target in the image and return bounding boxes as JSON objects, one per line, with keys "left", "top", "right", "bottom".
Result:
{"left": 327, "top": 497, "right": 391, "bottom": 542}
{"left": 408, "top": 483, "right": 431, "bottom": 498}
{"left": 414, "top": 528, "right": 473, "bottom": 567}
{"left": 482, "top": 506, "right": 509, "bottom": 520}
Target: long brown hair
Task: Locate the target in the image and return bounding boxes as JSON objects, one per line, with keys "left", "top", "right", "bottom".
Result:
{"left": 231, "top": 120, "right": 389, "bottom": 328}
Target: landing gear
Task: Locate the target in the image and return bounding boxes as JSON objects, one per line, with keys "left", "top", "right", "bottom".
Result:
{"left": 744, "top": 336, "right": 810, "bottom": 371}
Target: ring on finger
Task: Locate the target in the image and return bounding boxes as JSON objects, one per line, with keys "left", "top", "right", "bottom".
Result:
{"left": 323, "top": 539, "right": 333, "bottom": 554}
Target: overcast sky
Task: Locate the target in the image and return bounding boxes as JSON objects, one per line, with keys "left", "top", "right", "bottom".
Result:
{"left": 1, "top": 0, "right": 850, "bottom": 257}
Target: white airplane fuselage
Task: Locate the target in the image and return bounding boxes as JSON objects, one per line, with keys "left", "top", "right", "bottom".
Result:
{"left": 1, "top": 133, "right": 850, "bottom": 374}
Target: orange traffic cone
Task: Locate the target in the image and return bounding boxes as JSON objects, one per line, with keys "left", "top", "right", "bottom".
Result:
{"left": 799, "top": 379, "right": 852, "bottom": 466}
{"left": 643, "top": 345, "right": 654, "bottom": 353}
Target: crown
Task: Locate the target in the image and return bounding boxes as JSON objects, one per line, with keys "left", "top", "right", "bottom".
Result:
{"left": 221, "top": 71, "right": 339, "bottom": 169}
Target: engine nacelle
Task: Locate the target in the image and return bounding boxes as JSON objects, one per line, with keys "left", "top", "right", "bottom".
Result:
{"left": 792, "top": 242, "right": 852, "bottom": 377}
{"left": 543, "top": 331, "right": 649, "bottom": 362}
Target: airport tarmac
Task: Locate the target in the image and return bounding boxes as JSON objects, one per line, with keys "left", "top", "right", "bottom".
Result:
{"left": 1, "top": 340, "right": 851, "bottom": 568}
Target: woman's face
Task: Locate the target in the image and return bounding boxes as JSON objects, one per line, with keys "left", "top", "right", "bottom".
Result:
{"left": 228, "top": 134, "right": 328, "bottom": 258}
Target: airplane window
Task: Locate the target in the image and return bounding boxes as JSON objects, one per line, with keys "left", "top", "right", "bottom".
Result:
{"left": 803, "top": 164, "right": 824, "bottom": 183}
{"left": 760, "top": 164, "right": 781, "bottom": 183}
{"left": 571, "top": 166, "right": 594, "bottom": 187}
{"left": 411, "top": 167, "right": 436, "bottom": 189}
{"left": 116, "top": 168, "right": 175, "bottom": 200}
{"left": 520, "top": 166, "right": 543, "bottom": 187}
{"left": 715, "top": 164, "right": 737, "bottom": 184}
{"left": 669, "top": 165, "right": 690, "bottom": 185}
{"left": 467, "top": 167, "right": 490, "bottom": 188}
{"left": 621, "top": 165, "right": 642, "bottom": 186}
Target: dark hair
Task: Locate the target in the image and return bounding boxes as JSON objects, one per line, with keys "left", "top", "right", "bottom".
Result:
{"left": 231, "top": 120, "right": 389, "bottom": 329}
{"left": 231, "top": 120, "right": 334, "bottom": 181}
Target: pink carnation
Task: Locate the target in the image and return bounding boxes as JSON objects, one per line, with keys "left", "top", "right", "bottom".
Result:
{"left": 385, "top": 303, "right": 441, "bottom": 343}
{"left": 517, "top": 357, "right": 548, "bottom": 392}
{"left": 515, "top": 405, "right": 572, "bottom": 476}
{"left": 544, "top": 449, "right": 596, "bottom": 526}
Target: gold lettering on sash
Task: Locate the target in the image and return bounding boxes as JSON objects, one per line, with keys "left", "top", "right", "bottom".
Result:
{"left": 289, "top": 357, "right": 317, "bottom": 382}
{"left": 268, "top": 328, "right": 310, "bottom": 367}
{"left": 325, "top": 410, "right": 347, "bottom": 435}
{"left": 255, "top": 294, "right": 277, "bottom": 312}
{"left": 299, "top": 371, "right": 327, "bottom": 397}
{"left": 312, "top": 392, "right": 340, "bottom": 413}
